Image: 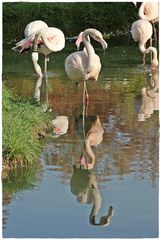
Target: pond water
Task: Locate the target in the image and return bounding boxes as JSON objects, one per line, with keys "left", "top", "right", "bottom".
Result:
{"left": 2, "top": 44, "right": 159, "bottom": 238}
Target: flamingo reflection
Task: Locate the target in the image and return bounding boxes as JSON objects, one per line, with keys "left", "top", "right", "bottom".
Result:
{"left": 81, "top": 116, "right": 104, "bottom": 170}
{"left": 34, "top": 75, "right": 69, "bottom": 137}
{"left": 34, "top": 74, "right": 52, "bottom": 113}
{"left": 136, "top": 69, "right": 159, "bottom": 121}
{"left": 75, "top": 114, "right": 104, "bottom": 170}
{"left": 70, "top": 166, "right": 114, "bottom": 226}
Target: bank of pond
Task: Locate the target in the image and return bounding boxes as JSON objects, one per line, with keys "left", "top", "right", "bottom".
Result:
{"left": 2, "top": 85, "right": 53, "bottom": 170}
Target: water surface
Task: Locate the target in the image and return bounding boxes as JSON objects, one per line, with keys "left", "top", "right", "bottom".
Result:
{"left": 2, "top": 45, "right": 159, "bottom": 238}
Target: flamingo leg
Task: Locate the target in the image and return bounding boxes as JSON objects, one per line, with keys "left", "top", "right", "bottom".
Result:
{"left": 153, "top": 23, "right": 157, "bottom": 47}
{"left": 83, "top": 80, "right": 89, "bottom": 116}
{"left": 142, "top": 43, "right": 146, "bottom": 65}
{"left": 44, "top": 55, "right": 49, "bottom": 85}
{"left": 82, "top": 80, "right": 89, "bottom": 169}
{"left": 149, "top": 37, "right": 153, "bottom": 63}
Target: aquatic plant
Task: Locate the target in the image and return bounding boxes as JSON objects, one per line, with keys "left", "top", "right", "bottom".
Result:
{"left": 2, "top": 85, "right": 52, "bottom": 167}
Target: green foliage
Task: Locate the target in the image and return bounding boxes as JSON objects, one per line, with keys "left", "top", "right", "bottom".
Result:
{"left": 3, "top": 2, "right": 138, "bottom": 42}
{"left": 2, "top": 85, "right": 51, "bottom": 165}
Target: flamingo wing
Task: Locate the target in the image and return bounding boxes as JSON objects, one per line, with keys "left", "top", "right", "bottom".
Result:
{"left": 12, "top": 32, "right": 36, "bottom": 53}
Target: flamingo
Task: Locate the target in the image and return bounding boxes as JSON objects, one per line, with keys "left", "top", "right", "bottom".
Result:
{"left": 131, "top": 19, "right": 158, "bottom": 69}
{"left": 70, "top": 166, "right": 114, "bottom": 226}
{"left": 80, "top": 115, "right": 104, "bottom": 170}
{"left": 138, "top": 2, "right": 159, "bottom": 49}
{"left": 12, "top": 20, "right": 65, "bottom": 79}
{"left": 65, "top": 28, "right": 107, "bottom": 113}
{"left": 138, "top": 69, "right": 159, "bottom": 121}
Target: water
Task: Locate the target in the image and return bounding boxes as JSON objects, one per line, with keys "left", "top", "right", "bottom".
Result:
{"left": 2, "top": 45, "right": 159, "bottom": 238}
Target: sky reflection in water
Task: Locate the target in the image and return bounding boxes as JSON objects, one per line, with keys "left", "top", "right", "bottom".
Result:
{"left": 2, "top": 46, "right": 159, "bottom": 238}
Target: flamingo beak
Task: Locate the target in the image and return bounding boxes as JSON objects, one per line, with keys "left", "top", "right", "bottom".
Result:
{"left": 75, "top": 32, "right": 83, "bottom": 50}
{"left": 101, "top": 39, "right": 108, "bottom": 50}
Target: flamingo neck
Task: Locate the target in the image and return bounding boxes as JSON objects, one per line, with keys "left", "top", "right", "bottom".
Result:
{"left": 90, "top": 188, "right": 102, "bottom": 217}
{"left": 31, "top": 52, "right": 43, "bottom": 77}
{"left": 82, "top": 33, "right": 95, "bottom": 73}
{"left": 85, "top": 139, "right": 96, "bottom": 169}
{"left": 139, "top": 43, "right": 158, "bottom": 68}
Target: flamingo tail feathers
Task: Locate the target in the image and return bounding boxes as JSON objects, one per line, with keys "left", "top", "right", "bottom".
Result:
{"left": 12, "top": 33, "right": 35, "bottom": 53}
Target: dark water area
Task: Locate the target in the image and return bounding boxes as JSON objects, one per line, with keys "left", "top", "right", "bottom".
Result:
{"left": 2, "top": 44, "right": 159, "bottom": 238}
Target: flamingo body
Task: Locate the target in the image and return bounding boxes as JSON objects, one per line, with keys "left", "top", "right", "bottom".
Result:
{"left": 131, "top": 19, "right": 152, "bottom": 44}
{"left": 65, "top": 50, "right": 101, "bottom": 82}
{"left": 24, "top": 20, "right": 48, "bottom": 38}
{"left": 138, "top": 2, "right": 159, "bottom": 22}
{"left": 13, "top": 26, "right": 65, "bottom": 55}
{"left": 65, "top": 28, "right": 107, "bottom": 82}
{"left": 12, "top": 20, "right": 65, "bottom": 77}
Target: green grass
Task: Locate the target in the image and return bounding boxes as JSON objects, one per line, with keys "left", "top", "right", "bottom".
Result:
{"left": 2, "top": 85, "right": 52, "bottom": 166}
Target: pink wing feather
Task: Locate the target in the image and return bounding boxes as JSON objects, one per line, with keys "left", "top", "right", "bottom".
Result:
{"left": 12, "top": 32, "right": 36, "bottom": 53}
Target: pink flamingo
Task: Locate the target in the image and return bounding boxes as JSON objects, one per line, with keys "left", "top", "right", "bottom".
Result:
{"left": 138, "top": 2, "right": 159, "bottom": 47}
{"left": 65, "top": 28, "right": 107, "bottom": 113}
{"left": 12, "top": 20, "right": 65, "bottom": 79}
{"left": 131, "top": 19, "right": 158, "bottom": 69}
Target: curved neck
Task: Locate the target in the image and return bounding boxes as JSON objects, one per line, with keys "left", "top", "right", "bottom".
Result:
{"left": 31, "top": 52, "right": 43, "bottom": 77}
{"left": 85, "top": 139, "right": 95, "bottom": 169}
{"left": 89, "top": 188, "right": 102, "bottom": 225}
{"left": 139, "top": 43, "right": 158, "bottom": 67}
{"left": 82, "top": 32, "right": 95, "bottom": 72}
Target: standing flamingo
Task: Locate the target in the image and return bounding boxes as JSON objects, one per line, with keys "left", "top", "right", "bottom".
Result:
{"left": 138, "top": 2, "right": 159, "bottom": 48}
{"left": 12, "top": 20, "right": 65, "bottom": 79}
{"left": 65, "top": 28, "right": 107, "bottom": 113}
{"left": 131, "top": 19, "right": 158, "bottom": 69}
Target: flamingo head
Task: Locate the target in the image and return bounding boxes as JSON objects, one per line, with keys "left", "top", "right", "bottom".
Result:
{"left": 75, "top": 32, "right": 83, "bottom": 50}
{"left": 80, "top": 155, "right": 86, "bottom": 165}
{"left": 84, "top": 28, "right": 108, "bottom": 50}
{"left": 151, "top": 59, "right": 159, "bottom": 70}
{"left": 79, "top": 155, "right": 94, "bottom": 170}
